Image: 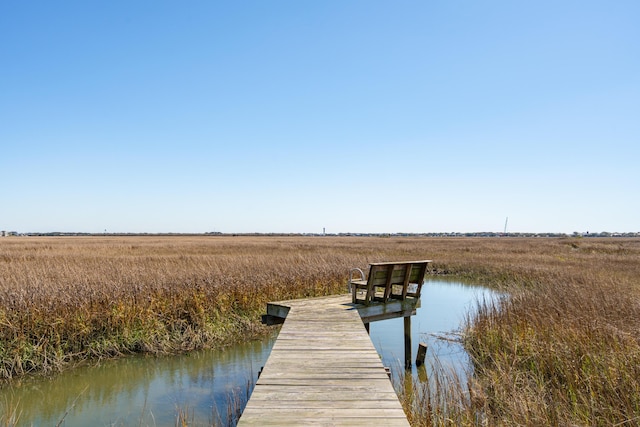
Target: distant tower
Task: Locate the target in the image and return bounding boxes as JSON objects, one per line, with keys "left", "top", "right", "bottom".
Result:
{"left": 504, "top": 217, "right": 509, "bottom": 234}
{"left": 323, "top": 227, "right": 326, "bottom": 235}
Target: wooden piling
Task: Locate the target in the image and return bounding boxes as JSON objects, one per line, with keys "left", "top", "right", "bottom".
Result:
{"left": 416, "top": 342, "right": 428, "bottom": 366}
{"left": 404, "top": 316, "right": 412, "bottom": 369}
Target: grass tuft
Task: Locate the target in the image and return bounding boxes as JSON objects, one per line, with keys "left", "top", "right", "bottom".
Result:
{"left": 1, "top": 235, "right": 640, "bottom": 426}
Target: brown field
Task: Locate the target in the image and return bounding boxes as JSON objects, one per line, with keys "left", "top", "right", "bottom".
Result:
{"left": 1, "top": 235, "right": 639, "bottom": 425}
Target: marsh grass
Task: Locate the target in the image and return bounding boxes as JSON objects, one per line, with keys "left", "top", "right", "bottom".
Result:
{"left": 1, "top": 235, "right": 640, "bottom": 426}
{"left": 0, "top": 236, "right": 355, "bottom": 379}
{"left": 465, "top": 281, "right": 640, "bottom": 425}
{"left": 396, "top": 237, "right": 640, "bottom": 426}
{"left": 219, "top": 378, "right": 254, "bottom": 427}
{"left": 395, "top": 357, "right": 480, "bottom": 427}
{"left": 1, "top": 396, "right": 22, "bottom": 427}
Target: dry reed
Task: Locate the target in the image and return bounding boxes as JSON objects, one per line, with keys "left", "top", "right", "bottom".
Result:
{"left": 1, "top": 235, "right": 639, "bottom": 426}
{"left": 0, "top": 236, "right": 359, "bottom": 379}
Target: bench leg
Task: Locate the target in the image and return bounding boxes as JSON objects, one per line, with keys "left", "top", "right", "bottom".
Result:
{"left": 404, "top": 316, "right": 412, "bottom": 370}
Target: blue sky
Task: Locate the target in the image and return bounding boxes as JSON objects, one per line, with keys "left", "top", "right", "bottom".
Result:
{"left": 1, "top": 1, "right": 638, "bottom": 234}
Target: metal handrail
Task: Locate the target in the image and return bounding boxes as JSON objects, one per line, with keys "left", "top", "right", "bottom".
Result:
{"left": 348, "top": 268, "right": 366, "bottom": 293}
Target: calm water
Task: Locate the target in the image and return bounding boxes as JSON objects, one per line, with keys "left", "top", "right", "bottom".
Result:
{"left": 370, "top": 278, "right": 499, "bottom": 378}
{"left": 0, "top": 278, "right": 496, "bottom": 426}
{"left": 0, "top": 337, "right": 276, "bottom": 426}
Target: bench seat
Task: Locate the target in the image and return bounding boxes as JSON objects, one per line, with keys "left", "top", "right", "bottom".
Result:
{"left": 350, "top": 260, "right": 431, "bottom": 305}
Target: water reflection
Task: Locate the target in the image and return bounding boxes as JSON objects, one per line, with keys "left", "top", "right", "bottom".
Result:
{"left": 2, "top": 279, "right": 495, "bottom": 426}
{"left": 369, "top": 278, "right": 499, "bottom": 381}
{"left": 0, "top": 334, "right": 276, "bottom": 426}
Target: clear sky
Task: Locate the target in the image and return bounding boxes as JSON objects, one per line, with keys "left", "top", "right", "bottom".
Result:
{"left": 1, "top": 1, "right": 638, "bottom": 234}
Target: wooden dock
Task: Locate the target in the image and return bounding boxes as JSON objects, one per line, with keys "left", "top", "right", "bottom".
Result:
{"left": 238, "top": 294, "right": 412, "bottom": 426}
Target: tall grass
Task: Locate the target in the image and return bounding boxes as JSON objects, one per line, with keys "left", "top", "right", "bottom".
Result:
{"left": 395, "top": 358, "right": 480, "bottom": 426}
{"left": 465, "top": 275, "right": 640, "bottom": 425}
{"left": 0, "top": 236, "right": 357, "bottom": 379}
{"left": 2, "top": 235, "right": 640, "bottom": 425}
{"left": 399, "top": 237, "right": 640, "bottom": 426}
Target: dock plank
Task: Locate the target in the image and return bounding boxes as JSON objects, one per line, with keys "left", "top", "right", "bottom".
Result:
{"left": 238, "top": 294, "right": 410, "bottom": 426}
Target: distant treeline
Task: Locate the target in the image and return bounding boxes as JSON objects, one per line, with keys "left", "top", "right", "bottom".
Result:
{"left": 7, "top": 231, "right": 640, "bottom": 238}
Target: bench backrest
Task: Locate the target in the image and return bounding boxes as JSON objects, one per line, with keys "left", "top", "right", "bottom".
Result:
{"left": 367, "top": 262, "right": 426, "bottom": 286}
{"left": 364, "top": 260, "right": 430, "bottom": 303}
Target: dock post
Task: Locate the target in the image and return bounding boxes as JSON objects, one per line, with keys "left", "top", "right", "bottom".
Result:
{"left": 404, "top": 316, "right": 412, "bottom": 369}
{"left": 416, "top": 342, "right": 428, "bottom": 366}
{"left": 365, "top": 322, "right": 370, "bottom": 334}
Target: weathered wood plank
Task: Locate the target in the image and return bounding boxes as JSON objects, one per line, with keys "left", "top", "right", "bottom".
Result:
{"left": 245, "top": 392, "right": 398, "bottom": 407}
{"left": 351, "top": 260, "right": 431, "bottom": 305}
{"left": 244, "top": 399, "right": 403, "bottom": 409}
{"left": 249, "top": 384, "right": 401, "bottom": 393}
{"left": 257, "top": 382, "right": 396, "bottom": 390}
{"left": 263, "top": 354, "right": 383, "bottom": 362}
{"left": 238, "top": 416, "right": 410, "bottom": 427}
{"left": 240, "top": 408, "right": 407, "bottom": 417}
{"left": 238, "top": 294, "right": 410, "bottom": 426}
{"left": 257, "top": 373, "right": 391, "bottom": 381}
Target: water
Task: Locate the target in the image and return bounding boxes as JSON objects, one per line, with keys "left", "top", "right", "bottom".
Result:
{"left": 0, "top": 335, "right": 276, "bottom": 426}
{"left": 369, "top": 278, "right": 499, "bottom": 379}
{"left": 1, "top": 279, "right": 495, "bottom": 425}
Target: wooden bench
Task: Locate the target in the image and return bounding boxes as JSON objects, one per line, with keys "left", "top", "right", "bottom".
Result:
{"left": 350, "top": 260, "right": 432, "bottom": 305}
